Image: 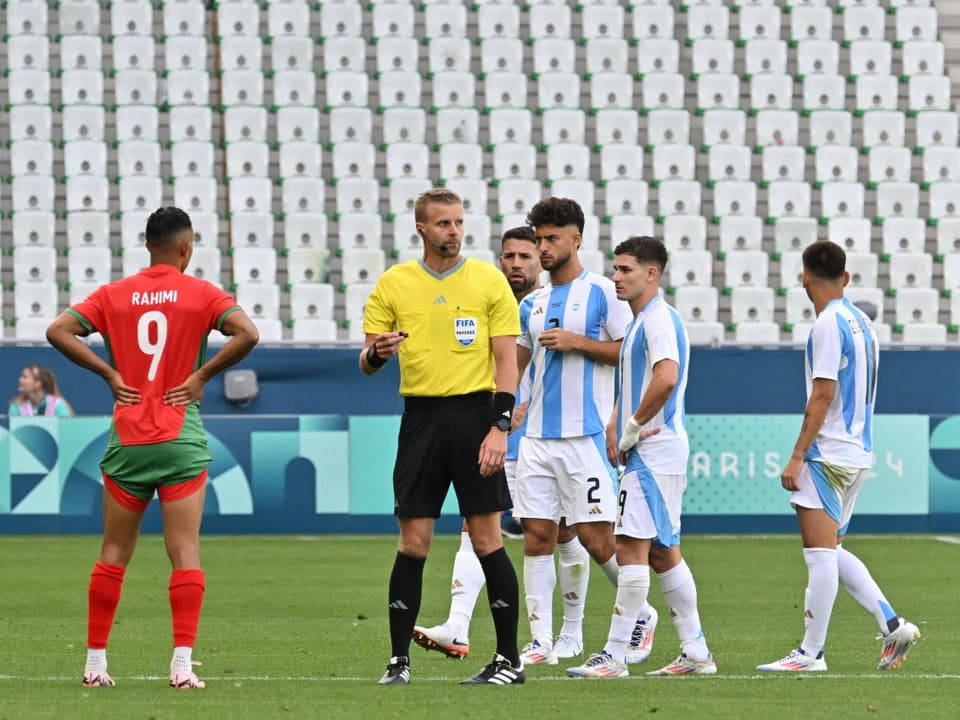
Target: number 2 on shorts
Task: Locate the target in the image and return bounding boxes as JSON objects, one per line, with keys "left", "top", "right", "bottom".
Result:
{"left": 137, "top": 310, "right": 168, "bottom": 382}
{"left": 587, "top": 476, "right": 600, "bottom": 504}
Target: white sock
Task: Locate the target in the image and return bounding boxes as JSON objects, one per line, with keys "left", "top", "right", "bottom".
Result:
{"left": 85, "top": 648, "right": 106, "bottom": 670}
{"left": 599, "top": 555, "right": 619, "bottom": 586}
{"left": 523, "top": 554, "right": 557, "bottom": 646}
{"left": 837, "top": 544, "right": 898, "bottom": 634}
{"left": 658, "top": 559, "right": 710, "bottom": 661}
{"left": 557, "top": 537, "right": 590, "bottom": 638}
{"left": 171, "top": 646, "right": 193, "bottom": 674}
{"left": 800, "top": 548, "right": 839, "bottom": 657}
{"left": 447, "top": 532, "right": 484, "bottom": 636}
{"left": 603, "top": 564, "right": 650, "bottom": 664}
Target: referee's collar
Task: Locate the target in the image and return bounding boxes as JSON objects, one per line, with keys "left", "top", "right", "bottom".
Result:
{"left": 417, "top": 256, "right": 467, "bottom": 280}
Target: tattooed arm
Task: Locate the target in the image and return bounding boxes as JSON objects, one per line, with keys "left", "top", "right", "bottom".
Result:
{"left": 781, "top": 378, "right": 836, "bottom": 491}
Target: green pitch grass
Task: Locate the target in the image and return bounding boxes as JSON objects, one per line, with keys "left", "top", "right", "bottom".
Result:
{"left": 1, "top": 534, "right": 956, "bottom": 719}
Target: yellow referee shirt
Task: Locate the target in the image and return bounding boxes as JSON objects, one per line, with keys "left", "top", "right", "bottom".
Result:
{"left": 363, "top": 258, "right": 520, "bottom": 397}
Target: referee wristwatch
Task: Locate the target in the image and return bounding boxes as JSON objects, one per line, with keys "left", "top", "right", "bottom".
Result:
{"left": 493, "top": 416, "right": 511, "bottom": 432}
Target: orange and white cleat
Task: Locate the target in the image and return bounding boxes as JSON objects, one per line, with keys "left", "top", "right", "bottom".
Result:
{"left": 412, "top": 623, "right": 470, "bottom": 659}
{"left": 81, "top": 667, "right": 116, "bottom": 687}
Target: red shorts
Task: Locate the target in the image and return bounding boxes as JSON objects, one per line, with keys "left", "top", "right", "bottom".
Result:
{"left": 103, "top": 468, "right": 208, "bottom": 512}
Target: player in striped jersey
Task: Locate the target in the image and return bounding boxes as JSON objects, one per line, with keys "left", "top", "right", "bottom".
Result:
{"left": 568, "top": 237, "right": 716, "bottom": 679}
{"left": 758, "top": 241, "right": 920, "bottom": 672}
{"left": 514, "top": 199, "right": 658, "bottom": 666}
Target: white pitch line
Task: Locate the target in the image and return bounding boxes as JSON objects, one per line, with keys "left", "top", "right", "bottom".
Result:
{"left": 934, "top": 536, "right": 960, "bottom": 545}
{"left": 2, "top": 674, "right": 958, "bottom": 682}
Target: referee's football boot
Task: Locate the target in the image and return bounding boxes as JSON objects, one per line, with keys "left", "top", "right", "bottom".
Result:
{"left": 378, "top": 656, "right": 411, "bottom": 685}
{"left": 460, "top": 653, "right": 526, "bottom": 685}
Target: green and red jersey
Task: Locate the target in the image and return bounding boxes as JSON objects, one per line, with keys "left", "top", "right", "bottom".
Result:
{"left": 68, "top": 265, "right": 238, "bottom": 459}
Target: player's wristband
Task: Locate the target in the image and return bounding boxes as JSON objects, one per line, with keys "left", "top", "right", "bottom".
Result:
{"left": 618, "top": 416, "right": 643, "bottom": 453}
{"left": 366, "top": 343, "right": 387, "bottom": 369}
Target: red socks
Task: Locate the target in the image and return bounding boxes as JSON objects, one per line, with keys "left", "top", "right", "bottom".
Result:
{"left": 88, "top": 562, "right": 126, "bottom": 649}
{"left": 169, "top": 569, "right": 205, "bottom": 647}
{"left": 87, "top": 564, "right": 205, "bottom": 650}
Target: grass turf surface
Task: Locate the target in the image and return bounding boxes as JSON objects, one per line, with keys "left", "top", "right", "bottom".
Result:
{"left": 1, "top": 534, "right": 957, "bottom": 719}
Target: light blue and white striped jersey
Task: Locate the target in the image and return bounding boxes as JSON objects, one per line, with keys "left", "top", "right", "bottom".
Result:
{"left": 618, "top": 295, "right": 690, "bottom": 474}
{"left": 506, "top": 369, "right": 532, "bottom": 461}
{"left": 519, "top": 270, "right": 631, "bottom": 439}
{"left": 805, "top": 297, "right": 878, "bottom": 469}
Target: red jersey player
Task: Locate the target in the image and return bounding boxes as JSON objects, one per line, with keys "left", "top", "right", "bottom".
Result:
{"left": 47, "top": 207, "right": 259, "bottom": 690}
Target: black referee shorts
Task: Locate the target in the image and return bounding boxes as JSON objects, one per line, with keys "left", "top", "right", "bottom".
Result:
{"left": 393, "top": 391, "right": 512, "bottom": 519}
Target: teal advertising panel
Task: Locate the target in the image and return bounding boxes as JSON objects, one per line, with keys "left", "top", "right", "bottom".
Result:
{"left": 684, "top": 415, "right": 929, "bottom": 515}
{"left": 0, "top": 414, "right": 947, "bottom": 533}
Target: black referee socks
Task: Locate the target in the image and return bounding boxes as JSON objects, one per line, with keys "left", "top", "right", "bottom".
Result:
{"left": 388, "top": 552, "right": 426, "bottom": 658}
{"left": 478, "top": 547, "right": 521, "bottom": 667}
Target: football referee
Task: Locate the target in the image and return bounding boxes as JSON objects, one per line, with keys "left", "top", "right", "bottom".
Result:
{"left": 360, "top": 188, "right": 524, "bottom": 686}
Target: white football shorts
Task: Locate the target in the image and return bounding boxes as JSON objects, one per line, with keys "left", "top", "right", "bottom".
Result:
{"left": 791, "top": 460, "right": 868, "bottom": 535}
{"left": 617, "top": 459, "right": 686, "bottom": 547}
{"left": 514, "top": 434, "right": 618, "bottom": 524}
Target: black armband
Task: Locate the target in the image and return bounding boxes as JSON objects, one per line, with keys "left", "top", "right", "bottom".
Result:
{"left": 366, "top": 343, "right": 387, "bottom": 369}
{"left": 493, "top": 391, "right": 515, "bottom": 420}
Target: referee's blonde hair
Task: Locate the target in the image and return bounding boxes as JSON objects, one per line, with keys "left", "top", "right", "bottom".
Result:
{"left": 414, "top": 188, "right": 462, "bottom": 223}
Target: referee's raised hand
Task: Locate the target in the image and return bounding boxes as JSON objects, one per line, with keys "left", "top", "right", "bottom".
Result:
{"left": 371, "top": 331, "right": 406, "bottom": 360}
{"left": 359, "top": 331, "right": 407, "bottom": 373}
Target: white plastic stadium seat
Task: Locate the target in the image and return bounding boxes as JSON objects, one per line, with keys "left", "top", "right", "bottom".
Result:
{"left": 164, "top": 1, "right": 205, "bottom": 38}
{"left": 774, "top": 218, "right": 819, "bottom": 256}
{"left": 729, "top": 287, "right": 775, "bottom": 326}
{"left": 889, "top": 254, "right": 933, "bottom": 291}
{"left": 229, "top": 212, "right": 273, "bottom": 251}
{"left": 235, "top": 283, "right": 280, "bottom": 321}
{"left": 12, "top": 211, "right": 56, "bottom": 248}
{"left": 674, "top": 286, "right": 719, "bottom": 324}
{"left": 658, "top": 180, "right": 702, "bottom": 218}
{"left": 663, "top": 216, "right": 707, "bottom": 253}
{"left": 283, "top": 213, "right": 328, "bottom": 251}
{"left": 232, "top": 248, "right": 278, "bottom": 286}
{"left": 767, "top": 181, "right": 812, "bottom": 221}
{"left": 13, "top": 246, "right": 57, "bottom": 284}
{"left": 12, "top": 176, "right": 56, "bottom": 212}
{"left": 828, "top": 217, "right": 872, "bottom": 253}
{"left": 808, "top": 111, "right": 853, "bottom": 150}
{"left": 217, "top": 2, "right": 258, "bottom": 38}
{"left": 895, "top": 287, "right": 939, "bottom": 327}
{"left": 796, "top": 40, "right": 839, "bottom": 78}
{"left": 647, "top": 109, "right": 691, "bottom": 146}
{"left": 10, "top": 139, "right": 54, "bottom": 177}
{"left": 14, "top": 282, "right": 58, "bottom": 322}
{"left": 667, "top": 250, "right": 712, "bottom": 290}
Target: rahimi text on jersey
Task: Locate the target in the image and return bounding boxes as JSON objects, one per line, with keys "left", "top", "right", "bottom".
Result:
{"left": 131, "top": 290, "right": 179, "bottom": 306}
